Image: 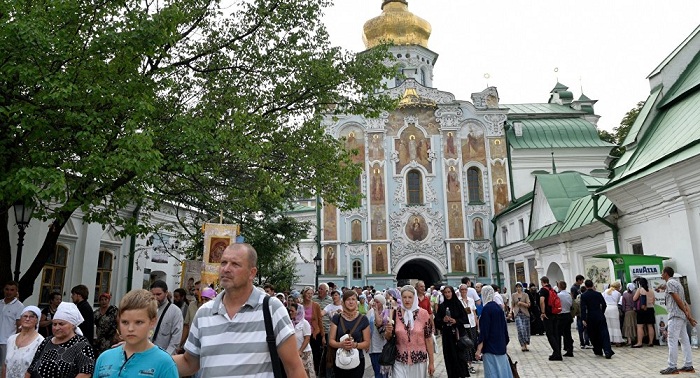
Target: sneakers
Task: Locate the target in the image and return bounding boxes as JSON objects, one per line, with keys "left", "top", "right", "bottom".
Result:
{"left": 469, "top": 366, "right": 477, "bottom": 374}
{"left": 679, "top": 366, "right": 695, "bottom": 373}
{"left": 660, "top": 367, "right": 680, "bottom": 375}
{"left": 563, "top": 351, "right": 574, "bottom": 357}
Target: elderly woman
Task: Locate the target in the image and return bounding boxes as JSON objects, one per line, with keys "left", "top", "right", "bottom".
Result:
{"left": 328, "top": 290, "right": 370, "bottom": 378}
{"left": 368, "top": 294, "right": 388, "bottom": 378}
{"left": 300, "top": 286, "right": 324, "bottom": 376}
{"left": 510, "top": 282, "right": 531, "bottom": 351}
{"left": 26, "top": 302, "right": 95, "bottom": 378}
{"left": 288, "top": 303, "right": 316, "bottom": 378}
{"left": 385, "top": 285, "right": 435, "bottom": 378}
{"left": 436, "top": 286, "right": 469, "bottom": 378}
{"left": 3, "top": 306, "right": 44, "bottom": 378}
{"left": 621, "top": 282, "right": 638, "bottom": 346}
{"left": 93, "top": 292, "right": 119, "bottom": 356}
{"left": 603, "top": 281, "right": 624, "bottom": 345}
{"left": 475, "top": 285, "right": 512, "bottom": 378}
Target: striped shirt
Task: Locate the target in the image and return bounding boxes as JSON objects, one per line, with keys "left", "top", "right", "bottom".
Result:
{"left": 184, "top": 287, "right": 294, "bottom": 377}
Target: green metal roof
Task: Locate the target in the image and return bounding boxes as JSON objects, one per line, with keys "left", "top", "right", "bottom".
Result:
{"left": 658, "top": 52, "right": 700, "bottom": 108}
{"left": 648, "top": 24, "right": 700, "bottom": 79}
{"left": 602, "top": 69, "right": 700, "bottom": 192}
{"left": 504, "top": 103, "right": 585, "bottom": 115}
{"left": 287, "top": 203, "right": 316, "bottom": 213}
{"left": 492, "top": 191, "right": 534, "bottom": 220}
{"left": 581, "top": 174, "right": 608, "bottom": 188}
{"left": 618, "top": 87, "right": 661, "bottom": 151}
{"left": 578, "top": 93, "right": 592, "bottom": 101}
{"left": 536, "top": 173, "right": 591, "bottom": 222}
{"left": 526, "top": 194, "right": 614, "bottom": 242}
{"left": 507, "top": 118, "right": 615, "bottom": 149}
{"left": 551, "top": 82, "right": 569, "bottom": 92}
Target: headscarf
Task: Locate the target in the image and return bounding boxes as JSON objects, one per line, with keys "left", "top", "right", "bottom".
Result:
{"left": 54, "top": 302, "right": 84, "bottom": 336}
{"left": 201, "top": 287, "right": 217, "bottom": 300}
{"left": 374, "top": 294, "right": 386, "bottom": 307}
{"left": 22, "top": 306, "right": 42, "bottom": 330}
{"left": 293, "top": 304, "right": 305, "bottom": 325}
{"left": 441, "top": 286, "right": 463, "bottom": 323}
{"left": 481, "top": 285, "right": 495, "bottom": 306}
{"left": 399, "top": 285, "right": 419, "bottom": 330}
{"left": 627, "top": 283, "right": 636, "bottom": 292}
{"left": 386, "top": 288, "right": 401, "bottom": 305}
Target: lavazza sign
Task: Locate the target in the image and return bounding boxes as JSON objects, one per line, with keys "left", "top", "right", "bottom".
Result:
{"left": 630, "top": 265, "right": 660, "bottom": 277}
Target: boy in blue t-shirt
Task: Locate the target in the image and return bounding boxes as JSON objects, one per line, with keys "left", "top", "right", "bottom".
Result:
{"left": 93, "top": 289, "right": 178, "bottom": 378}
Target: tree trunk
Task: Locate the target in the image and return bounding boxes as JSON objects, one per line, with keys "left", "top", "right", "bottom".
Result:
{"left": 0, "top": 210, "right": 13, "bottom": 285}
{"left": 17, "top": 213, "right": 71, "bottom": 302}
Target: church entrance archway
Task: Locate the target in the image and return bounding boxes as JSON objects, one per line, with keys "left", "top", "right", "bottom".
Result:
{"left": 545, "top": 262, "right": 564, "bottom": 284}
{"left": 396, "top": 258, "right": 443, "bottom": 288}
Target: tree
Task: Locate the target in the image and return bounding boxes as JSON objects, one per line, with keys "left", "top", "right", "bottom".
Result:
{"left": 0, "top": 0, "right": 396, "bottom": 300}
{"left": 599, "top": 101, "right": 645, "bottom": 158}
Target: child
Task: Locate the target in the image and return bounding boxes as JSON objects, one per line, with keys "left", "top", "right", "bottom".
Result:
{"left": 93, "top": 289, "right": 178, "bottom": 378}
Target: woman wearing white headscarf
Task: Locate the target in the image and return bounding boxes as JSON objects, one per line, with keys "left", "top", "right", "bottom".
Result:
{"left": 26, "top": 302, "right": 95, "bottom": 378}
{"left": 288, "top": 303, "right": 316, "bottom": 378}
{"left": 475, "top": 286, "right": 513, "bottom": 378}
{"left": 3, "top": 306, "right": 44, "bottom": 378}
{"left": 620, "top": 282, "right": 638, "bottom": 346}
{"left": 384, "top": 285, "right": 434, "bottom": 378}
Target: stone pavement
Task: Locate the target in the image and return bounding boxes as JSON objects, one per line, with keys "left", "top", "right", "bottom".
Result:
{"left": 362, "top": 322, "right": 700, "bottom": 377}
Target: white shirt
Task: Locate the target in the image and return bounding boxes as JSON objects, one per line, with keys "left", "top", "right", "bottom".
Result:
{"left": 493, "top": 293, "right": 504, "bottom": 307}
{"left": 0, "top": 297, "right": 23, "bottom": 344}
{"left": 4, "top": 333, "right": 44, "bottom": 378}
{"left": 294, "top": 319, "right": 312, "bottom": 352}
{"left": 460, "top": 297, "right": 477, "bottom": 328}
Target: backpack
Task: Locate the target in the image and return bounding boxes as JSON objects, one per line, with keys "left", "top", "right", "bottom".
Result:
{"left": 571, "top": 295, "right": 581, "bottom": 317}
{"left": 547, "top": 286, "right": 562, "bottom": 314}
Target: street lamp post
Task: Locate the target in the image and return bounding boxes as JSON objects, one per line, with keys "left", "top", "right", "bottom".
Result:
{"left": 13, "top": 200, "right": 35, "bottom": 282}
{"left": 313, "top": 249, "right": 322, "bottom": 290}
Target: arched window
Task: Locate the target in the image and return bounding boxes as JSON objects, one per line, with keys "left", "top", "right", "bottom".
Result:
{"left": 352, "top": 260, "right": 362, "bottom": 279}
{"left": 40, "top": 245, "right": 68, "bottom": 306}
{"left": 477, "top": 258, "right": 487, "bottom": 278}
{"left": 467, "top": 167, "right": 483, "bottom": 203}
{"left": 94, "top": 250, "right": 113, "bottom": 304}
{"left": 395, "top": 66, "right": 405, "bottom": 87}
{"left": 407, "top": 169, "right": 423, "bottom": 205}
{"left": 420, "top": 68, "right": 426, "bottom": 85}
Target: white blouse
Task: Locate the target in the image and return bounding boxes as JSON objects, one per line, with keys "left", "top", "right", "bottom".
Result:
{"left": 4, "top": 332, "right": 44, "bottom": 378}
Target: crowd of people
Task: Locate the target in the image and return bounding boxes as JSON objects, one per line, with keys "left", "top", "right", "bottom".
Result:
{"left": 0, "top": 243, "right": 697, "bottom": 377}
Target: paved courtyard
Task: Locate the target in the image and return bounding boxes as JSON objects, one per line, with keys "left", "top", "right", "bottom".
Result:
{"left": 363, "top": 322, "right": 700, "bottom": 377}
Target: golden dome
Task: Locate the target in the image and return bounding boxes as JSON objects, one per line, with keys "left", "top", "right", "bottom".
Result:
{"left": 362, "top": 0, "right": 431, "bottom": 49}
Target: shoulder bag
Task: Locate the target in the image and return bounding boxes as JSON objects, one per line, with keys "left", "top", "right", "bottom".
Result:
{"left": 335, "top": 315, "right": 363, "bottom": 370}
{"left": 263, "top": 295, "right": 287, "bottom": 378}
{"left": 379, "top": 309, "right": 398, "bottom": 366}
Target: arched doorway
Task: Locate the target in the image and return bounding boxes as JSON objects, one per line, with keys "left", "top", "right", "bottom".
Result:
{"left": 545, "top": 262, "right": 564, "bottom": 284}
{"left": 396, "top": 258, "right": 443, "bottom": 288}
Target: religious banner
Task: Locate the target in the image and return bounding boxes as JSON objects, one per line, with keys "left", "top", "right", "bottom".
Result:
{"left": 202, "top": 223, "right": 239, "bottom": 287}
{"left": 180, "top": 260, "right": 204, "bottom": 303}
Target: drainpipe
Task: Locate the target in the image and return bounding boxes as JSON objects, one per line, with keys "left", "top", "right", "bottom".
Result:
{"left": 504, "top": 123, "right": 517, "bottom": 203}
{"left": 127, "top": 204, "right": 141, "bottom": 292}
{"left": 592, "top": 194, "right": 619, "bottom": 254}
{"left": 491, "top": 217, "right": 502, "bottom": 287}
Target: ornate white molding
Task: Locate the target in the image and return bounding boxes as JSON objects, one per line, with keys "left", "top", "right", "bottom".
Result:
{"left": 466, "top": 204, "right": 490, "bottom": 215}
{"left": 424, "top": 176, "right": 438, "bottom": 203}
{"left": 389, "top": 207, "right": 446, "bottom": 269}
{"left": 365, "top": 112, "right": 390, "bottom": 130}
{"left": 470, "top": 240, "right": 491, "bottom": 253}
{"left": 346, "top": 244, "right": 366, "bottom": 257}
{"left": 435, "top": 106, "right": 463, "bottom": 130}
{"left": 471, "top": 87, "right": 500, "bottom": 110}
{"left": 484, "top": 114, "right": 507, "bottom": 137}
{"left": 340, "top": 205, "right": 367, "bottom": 219}
{"left": 393, "top": 177, "right": 406, "bottom": 205}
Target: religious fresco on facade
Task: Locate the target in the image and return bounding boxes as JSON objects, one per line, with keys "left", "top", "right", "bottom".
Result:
{"left": 372, "top": 244, "right": 388, "bottom": 274}
{"left": 324, "top": 245, "right": 337, "bottom": 275}
{"left": 446, "top": 165, "right": 461, "bottom": 202}
{"left": 351, "top": 219, "right": 362, "bottom": 242}
{"left": 369, "top": 134, "right": 385, "bottom": 161}
{"left": 371, "top": 205, "right": 387, "bottom": 240}
{"left": 323, "top": 203, "right": 337, "bottom": 240}
{"left": 447, "top": 203, "right": 464, "bottom": 239}
{"left": 489, "top": 137, "right": 506, "bottom": 158}
{"left": 584, "top": 257, "right": 612, "bottom": 292}
{"left": 385, "top": 108, "right": 439, "bottom": 136}
{"left": 461, "top": 122, "right": 486, "bottom": 165}
{"left": 405, "top": 214, "right": 428, "bottom": 241}
{"left": 395, "top": 125, "right": 432, "bottom": 173}
{"left": 491, "top": 161, "right": 509, "bottom": 214}
{"left": 370, "top": 164, "right": 385, "bottom": 203}
{"left": 340, "top": 126, "right": 365, "bottom": 164}
{"left": 444, "top": 131, "right": 458, "bottom": 159}
{"left": 473, "top": 217, "right": 484, "bottom": 240}
{"left": 450, "top": 243, "right": 466, "bottom": 272}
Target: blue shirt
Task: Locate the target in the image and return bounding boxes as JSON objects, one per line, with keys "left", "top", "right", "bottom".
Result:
{"left": 477, "top": 301, "right": 509, "bottom": 355}
{"left": 93, "top": 345, "right": 178, "bottom": 378}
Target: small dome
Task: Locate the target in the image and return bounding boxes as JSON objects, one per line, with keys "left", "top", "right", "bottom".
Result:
{"left": 363, "top": 1, "right": 431, "bottom": 49}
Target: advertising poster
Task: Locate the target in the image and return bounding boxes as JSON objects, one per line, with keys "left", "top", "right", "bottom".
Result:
{"left": 202, "top": 223, "right": 239, "bottom": 287}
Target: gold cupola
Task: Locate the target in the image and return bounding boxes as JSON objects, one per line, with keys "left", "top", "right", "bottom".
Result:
{"left": 362, "top": 0, "right": 432, "bottom": 49}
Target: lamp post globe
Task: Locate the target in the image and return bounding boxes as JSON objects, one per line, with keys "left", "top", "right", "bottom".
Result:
{"left": 13, "top": 200, "right": 35, "bottom": 282}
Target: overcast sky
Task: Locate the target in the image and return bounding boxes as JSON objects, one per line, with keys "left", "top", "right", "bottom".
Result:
{"left": 322, "top": 0, "right": 700, "bottom": 132}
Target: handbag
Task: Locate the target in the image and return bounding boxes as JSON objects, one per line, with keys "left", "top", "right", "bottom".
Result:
{"left": 335, "top": 334, "right": 361, "bottom": 370}
{"left": 456, "top": 327, "right": 474, "bottom": 351}
{"left": 379, "top": 309, "right": 398, "bottom": 366}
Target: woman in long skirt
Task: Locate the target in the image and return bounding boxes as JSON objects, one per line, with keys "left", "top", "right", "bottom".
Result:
{"left": 527, "top": 283, "right": 545, "bottom": 336}
{"left": 511, "top": 283, "right": 531, "bottom": 351}
{"left": 621, "top": 283, "right": 637, "bottom": 345}
{"left": 603, "top": 281, "right": 624, "bottom": 345}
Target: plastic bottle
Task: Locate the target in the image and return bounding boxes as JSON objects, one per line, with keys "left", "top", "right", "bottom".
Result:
{"left": 446, "top": 307, "right": 451, "bottom": 318}
{"left": 692, "top": 326, "right": 698, "bottom": 349}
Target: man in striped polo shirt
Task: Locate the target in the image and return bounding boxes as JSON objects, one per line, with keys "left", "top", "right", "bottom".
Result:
{"left": 174, "top": 243, "right": 306, "bottom": 377}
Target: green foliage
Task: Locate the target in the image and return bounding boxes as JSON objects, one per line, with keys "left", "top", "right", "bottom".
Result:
{"left": 0, "top": 0, "right": 396, "bottom": 294}
{"left": 599, "top": 101, "right": 645, "bottom": 159}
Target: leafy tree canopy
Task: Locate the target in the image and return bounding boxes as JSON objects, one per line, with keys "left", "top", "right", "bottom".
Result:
{"left": 0, "top": 0, "right": 396, "bottom": 298}
{"left": 599, "top": 101, "right": 644, "bottom": 159}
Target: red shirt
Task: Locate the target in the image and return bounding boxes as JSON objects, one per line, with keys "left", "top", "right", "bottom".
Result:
{"left": 418, "top": 295, "right": 433, "bottom": 314}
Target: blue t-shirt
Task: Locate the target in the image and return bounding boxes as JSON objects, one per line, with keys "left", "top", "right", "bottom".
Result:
{"left": 93, "top": 344, "right": 178, "bottom": 378}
